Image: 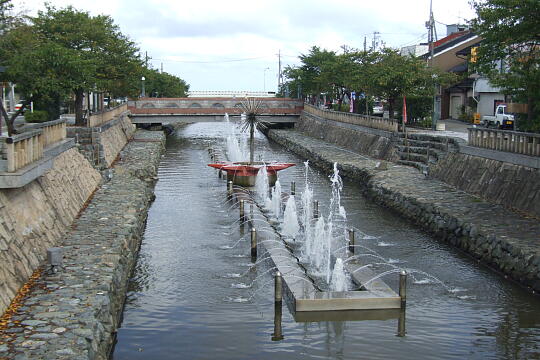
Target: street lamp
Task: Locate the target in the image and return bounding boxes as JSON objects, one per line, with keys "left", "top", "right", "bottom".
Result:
{"left": 141, "top": 76, "right": 146, "bottom": 98}
{"left": 263, "top": 67, "right": 270, "bottom": 92}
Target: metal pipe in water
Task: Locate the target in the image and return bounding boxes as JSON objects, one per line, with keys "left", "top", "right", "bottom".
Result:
{"left": 399, "top": 270, "right": 407, "bottom": 307}
{"left": 239, "top": 200, "right": 245, "bottom": 220}
{"left": 272, "top": 300, "right": 284, "bottom": 341}
{"left": 227, "top": 181, "right": 233, "bottom": 195}
{"left": 250, "top": 228, "right": 257, "bottom": 258}
{"left": 313, "top": 200, "right": 319, "bottom": 219}
{"left": 218, "top": 170, "right": 222, "bottom": 179}
{"left": 291, "top": 181, "right": 296, "bottom": 195}
{"left": 348, "top": 228, "right": 355, "bottom": 254}
{"left": 274, "top": 271, "right": 283, "bottom": 304}
{"left": 397, "top": 308, "right": 406, "bottom": 337}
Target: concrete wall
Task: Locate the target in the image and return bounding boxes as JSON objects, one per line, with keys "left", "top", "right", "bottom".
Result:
{"left": 0, "top": 148, "right": 101, "bottom": 314}
{"left": 297, "top": 109, "right": 539, "bottom": 218}
{"left": 431, "top": 152, "right": 540, "bottom": 217}
{"left": 296, "top": 112, "right": 399, "bottom": 161}
{"left": 478, "top": 93, "right": 505, "bottom": 117}
{"left": 67, "top": 112, "right": 135, "bottom": 169}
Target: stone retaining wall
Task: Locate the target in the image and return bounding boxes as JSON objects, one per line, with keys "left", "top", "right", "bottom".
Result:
{"left": 431, "top": 152, "right": 540, "bottom": 217}
{"left": 296, "top": 112, "right": 398, "bottom": 161}
{"left": 67, "top": 112, "right": 136, "bottom": 169}
{"left": 267, "top": 129, "right": 540, "bottom": 293}
{"left": 0, "top": 148, "right": 102, "bottom": 315}
{"left": 0, "top": 131, "right": 165, "bottom": 359}
{"left": 298, "top": 110, "right": 539, "bottom": 217}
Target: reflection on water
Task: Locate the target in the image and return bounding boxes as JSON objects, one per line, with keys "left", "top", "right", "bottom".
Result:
{"left": 113, "top": 123, "right": 540, "bottom": 360}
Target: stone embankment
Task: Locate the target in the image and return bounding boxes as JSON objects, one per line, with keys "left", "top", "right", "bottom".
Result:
{"left": 0, "top": 131, "right": 165, "bottom": 360}
{"left": 267, "top": 129, "right": 540, "bottom": 293}
{"left": 0, "top": 148, "right": 102, "bottom": 316}
{"left": 298, "top": 109, "right": 540, "bottom": 217}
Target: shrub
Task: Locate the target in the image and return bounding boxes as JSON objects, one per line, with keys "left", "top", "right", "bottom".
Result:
{"left": 24, "top": 110, "right": 49, "bottom": 123}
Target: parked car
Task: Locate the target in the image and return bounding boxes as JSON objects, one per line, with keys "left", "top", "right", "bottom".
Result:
{"left": 481, "top": 104, "right": 514, "bottom": 129}
{"left": 372, "top": 101, "right": 384, "bottom": 116}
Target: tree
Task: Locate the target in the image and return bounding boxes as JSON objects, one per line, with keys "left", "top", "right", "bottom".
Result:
{"left": 0, "top": 5, "right": 144, "bottom": 130}
{"left": 0, "top": 21, "right": 76, "bottom": 134}
{"left": 0, "top": 0, "right": 12, "bottom": 33}
{"left": 33, "top": 5, "right": 143, "bottom": 125}
{"left": 471, "top": 0, "right": 540, "bottom": 125}
{"left": 143, "top": 68, "right": 189, "bottom": 98}
{"left": 369, "top": 48, "right": 455, "bottom": 119}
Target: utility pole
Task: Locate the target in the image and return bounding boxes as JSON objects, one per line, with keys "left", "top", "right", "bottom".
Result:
{"left": 426, "top": 0, "right": 438, "bottom": 130}
{"left": 364, "top": 36, "right": 367, "bottom": 52}
{"left": 161, "top": 62, "right": 163, "bottom": 73}
{"left": 372, "top": 31, "right": 380, "bottom": 51}
{"left": 277, "top": 50, "right": 282, "bottom": 94}
{"left": 145, "top": 51, "right": 148, "bottom": 68}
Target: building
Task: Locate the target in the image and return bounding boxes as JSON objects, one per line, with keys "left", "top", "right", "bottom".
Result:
{"left": 402, "top": 24, "right": 506, "bottom": 121}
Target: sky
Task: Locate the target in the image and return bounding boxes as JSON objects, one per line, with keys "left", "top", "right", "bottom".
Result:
{"left": 18, "top": 0, "right": 477, "bottom": 92}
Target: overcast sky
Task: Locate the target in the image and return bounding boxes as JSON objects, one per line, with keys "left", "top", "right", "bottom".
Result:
{"left": 19, "top": 0, "right": 477, "bottom": 92}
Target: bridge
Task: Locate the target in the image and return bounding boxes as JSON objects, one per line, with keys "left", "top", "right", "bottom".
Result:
{"left": 128, "top": 97, "right": 303, "bottom": 125}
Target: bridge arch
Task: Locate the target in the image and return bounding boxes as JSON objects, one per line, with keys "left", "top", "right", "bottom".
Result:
{"left": 164, "top": 102, "right": 179, "bottom": 108}
{"left": 212, "top": 103, "right": 225, "bottom": 109}
{"left": 189, "top": 103, "right": 202, "bottom": 108}
{"left": 141, "top": 103, "right": 155, "bottom": 108}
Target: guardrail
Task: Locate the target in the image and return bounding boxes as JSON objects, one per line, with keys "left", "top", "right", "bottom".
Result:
{"left": 304, "top": 104, "right": 399, "bottom": 132}
{"left": 88, "top": 103, "right": 128, "bottom": 127}
{"left": 4, "top": 130, "right": 44, "bottom": 172}
{"left": 468, "top": 127, "right": 540, "bottom": 157}
{"left": 24, "top": 119, "right": 67, "bottom": 147}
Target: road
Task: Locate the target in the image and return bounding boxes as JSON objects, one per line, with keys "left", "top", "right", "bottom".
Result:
{"left": 409, "top": 118, "right": 471, "bottom": 141}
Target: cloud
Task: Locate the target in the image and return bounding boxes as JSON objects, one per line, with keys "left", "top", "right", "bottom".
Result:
{"left": 20, "top": 0, "right": 477, "bottom": 90}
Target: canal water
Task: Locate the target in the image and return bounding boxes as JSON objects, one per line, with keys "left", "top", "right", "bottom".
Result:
{"left": 113, "top": 123, "right": 540, "bottom": 359}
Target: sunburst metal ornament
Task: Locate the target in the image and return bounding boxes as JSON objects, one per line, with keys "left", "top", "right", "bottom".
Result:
{"left": 239, "top": 97, "right": 269, "bottom": 164}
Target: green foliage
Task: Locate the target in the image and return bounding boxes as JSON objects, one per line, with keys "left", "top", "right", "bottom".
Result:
{"left": 471, "top": 0, "right": 540, "bottom": 126}
{"left": 395, "top": 96, "right": 432, "bottom": 124}
{"left": 354, "top": 97, "right": 374, "bottom": 115}
{"left": 282, "top": 46, "right": 456, "bottom": 118}
{"left": 24, "top": 110, "right": 48, "bottom": 123}
{"left": 143, "top": 69, "right": 189, "bottom": 98}
{"left": 0, "top": 4, "right": 145, "bottom": 126}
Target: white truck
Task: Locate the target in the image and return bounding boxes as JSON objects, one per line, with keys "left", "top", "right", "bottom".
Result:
{"left": 481, "top": 104, "right": 515, "bottom": 129}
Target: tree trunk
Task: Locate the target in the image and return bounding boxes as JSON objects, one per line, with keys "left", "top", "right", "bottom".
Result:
{"left": 0, "top": 100, "right": 26, "bottom": 136}
{"left": 527, "top": 95, "right": 533, "bottom": 123}
{"left": 388, "top": 98, "right": 395, "bottom": 119}
{"left": 74, "top": 88, "right": 85, "bottom": 126}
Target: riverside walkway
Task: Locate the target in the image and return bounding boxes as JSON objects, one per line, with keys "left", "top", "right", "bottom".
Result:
{"left": 0, "top": 131, "right": 164, "bottom": 360}
{"left": 267, "top": 128, "right": 540, "bottom": 292}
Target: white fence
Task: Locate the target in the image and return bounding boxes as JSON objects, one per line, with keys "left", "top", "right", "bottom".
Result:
{"left": 304, "top": 104, "right": 399, "bottom": 132}
{"left": 468, "top": 128, "right": 540, "bottom": 157}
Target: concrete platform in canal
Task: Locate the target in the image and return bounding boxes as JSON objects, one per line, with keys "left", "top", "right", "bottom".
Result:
{"left": 234, "top": 191, "right": 402, "bottom": 316}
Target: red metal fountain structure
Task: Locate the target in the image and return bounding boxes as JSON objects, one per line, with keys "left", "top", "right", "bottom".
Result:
{"left": 207, "top": 98, "right": 294, "bottom": 186}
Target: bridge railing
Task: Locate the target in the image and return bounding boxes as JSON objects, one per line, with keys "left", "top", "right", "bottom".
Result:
{"left": 23, "top": 119, "right": 67, "bottom": 148}
{"left": 2, "top": 130, "right": 44, "bottom": 172}
{"left": 303, "top": 104, "right": 399, "bottom": 132}
{"left": 468, "top": 127, "right": 540, "bottom": 156}
{"left": 88, "top": 103, "right": 128, "bottom": 127}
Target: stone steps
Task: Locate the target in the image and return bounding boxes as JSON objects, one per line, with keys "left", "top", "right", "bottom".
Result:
{"left": 397, "top": 159, "right": 429, "bottom": 173}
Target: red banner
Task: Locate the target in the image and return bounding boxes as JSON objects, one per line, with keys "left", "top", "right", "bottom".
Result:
{"left": 403, "top": 96, "right": 407, "bottom": 124}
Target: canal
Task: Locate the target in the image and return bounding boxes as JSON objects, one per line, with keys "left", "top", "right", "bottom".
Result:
{"left": 113, "top": 123, "right": 539, "bottom": 359}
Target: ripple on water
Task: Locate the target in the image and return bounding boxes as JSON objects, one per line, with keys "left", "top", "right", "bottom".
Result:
{"left": 231, "top": 283, "right": 251, "bottom": 289}
{"left": 222, "top": 273, "right": 242, "bottom": 278}
{"left": 225, "top": 296, "right": 249, "bottom": 303}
